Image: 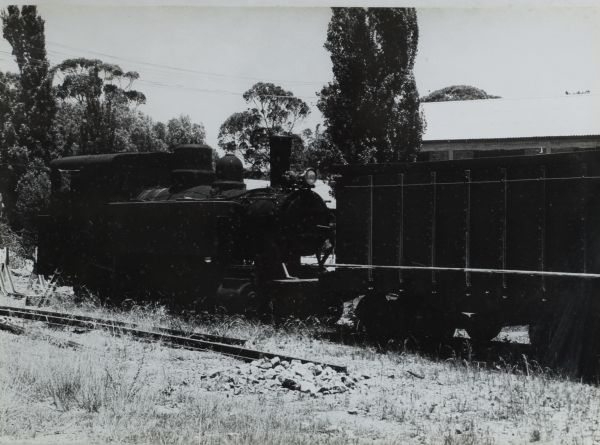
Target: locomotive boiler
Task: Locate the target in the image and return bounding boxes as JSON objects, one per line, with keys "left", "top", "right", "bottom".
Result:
{"left": 36, "top": 136, "right": 333, "bottom": 316}
{"left": 327, "top": 150, "right": 600, "bottom": 379}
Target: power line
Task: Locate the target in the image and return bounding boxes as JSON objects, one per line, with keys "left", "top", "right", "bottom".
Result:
{"left": 1, "top": 47, "right": 598, "bottom": 103}
{"left": 0, "top": 49, "right": 321, "bottom": 100}
{"left": 47, "top": 40, "right": 328, "bottom": 87}
{"left": 2, "top": 38, "right": 329, "bottom": 86}
{"left": 137, "top": 78, "right": 319, "bottom": 100}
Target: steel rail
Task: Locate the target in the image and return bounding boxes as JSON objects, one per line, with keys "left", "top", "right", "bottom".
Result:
{"left": 0, "top": 306, "right": 348, "bottom": 373}
{"left": 0, "top": 305, "right": 246, "bottom": 345}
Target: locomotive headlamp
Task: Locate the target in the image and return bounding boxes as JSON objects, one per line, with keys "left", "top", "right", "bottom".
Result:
{"left": 304, "top": 168, "right": 317, "bottom": 186}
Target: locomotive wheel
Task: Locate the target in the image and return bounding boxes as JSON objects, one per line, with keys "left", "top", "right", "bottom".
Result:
{"left": 242, "top": 286, "right": 261, "bottom": 317}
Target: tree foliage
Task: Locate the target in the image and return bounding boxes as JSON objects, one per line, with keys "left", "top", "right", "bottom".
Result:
{"left": 13, "top": 159, "right": 50, "bottom": 248}
{"left": 52, "top": 58, "right": 147, "bottom": 154}
{"left": 1, "top": 6, "right": 56, "bottom": 232}
{"left": 0, "top": 71, "right": 20, "bottom": 160}
{"left": 421, "top": 85, "right": 501, "bottom": 102}
{"left": 318, "top": 7, "right": 423, "bottom": 164}
{"left": 243, "top": 82, "right": 309, "bottom": 133}
{"left": 1, "top": 6, "right": 56, "bottom": 165}
{"left": 165, "top": 115, "right": 206, "bottom": 148}
{"left": 53, "top": 103, "right": 202, "bottom": 156}
{"left": 52, "top": 61, "right": 204, "bottom": 155}
{"left": 218, "top": 82, "right": 309, "bottom": 174}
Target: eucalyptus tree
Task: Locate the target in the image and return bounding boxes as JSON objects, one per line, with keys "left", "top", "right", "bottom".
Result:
{"left": 52, "top": 58, "right": 146, "bottom": 154}
{"left": 218, "top": 82, "right": 310, "bottom": 174}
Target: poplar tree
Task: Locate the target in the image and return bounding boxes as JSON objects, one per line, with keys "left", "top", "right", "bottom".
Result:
{"left": 318, "top": 7, "right": 423, "bottom": 163}
{"left": 2, "top": 5, "right": 56, "bottom": 165}
{"left": 1, "top": 6, "right": 55, "bottom": 234}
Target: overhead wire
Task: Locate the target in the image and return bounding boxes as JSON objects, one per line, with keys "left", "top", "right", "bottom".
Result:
{"left": 46, "top": 40, "right": 329, "bottom": 86}
{"left": 1, "top": 43, "right": 597, "bottom": 103}
{"left": 1, "top": 38, "right": 329, "bottom": 86}
{"left": 0, "top": 48, "right": 323, "bottom": 100}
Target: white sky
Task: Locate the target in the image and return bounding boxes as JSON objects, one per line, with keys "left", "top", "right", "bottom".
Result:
{"left": 0, "top": 3, "right": 599, "bottom": 147}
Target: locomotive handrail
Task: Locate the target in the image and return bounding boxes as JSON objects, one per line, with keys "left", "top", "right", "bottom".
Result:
{"left": 330, "top": 263, "right": 600, "bottom": 279}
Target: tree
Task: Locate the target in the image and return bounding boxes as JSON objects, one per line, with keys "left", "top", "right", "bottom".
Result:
{"left": 0, "top": 71, "right": 20, "bottom": 163}
{"left": 217, "top": 110, "right": 263, "bottom": 166}
{"left": 54, "top": 101, "right": 170, "bottom": 156}
{"left": 13, "top": 158, "right": 50, "bottom": 248}
{"left": 1, "top": 6, "right": 56, "bottom": 231}
{"left": 243, "top": 82, "right": 309, "bottom": 134}
{"left": 164, "top": 115, "right": 206, "bottom": 149}
{"left": 52, "top": 57, "right": 146, "bottom": 154}
{"left": 218, "top": 82, "right": 309, "bottom": 173}
{"left": 129, "top": 111, "right": 168, "bottom": 152}
{"left": 2, "top": 6, "right": 56, "bottom": 165}
{"left": 318, "top": 8, "right": 423, "bottom": 164}
{"left": 421, "top": 85, "right": 501, "bottom": 102}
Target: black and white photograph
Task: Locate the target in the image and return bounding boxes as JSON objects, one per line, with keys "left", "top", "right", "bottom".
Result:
{"left": 0, "top": 1, "right": 599, "bottom": 443}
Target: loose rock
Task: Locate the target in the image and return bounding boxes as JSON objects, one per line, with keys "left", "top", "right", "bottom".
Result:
{"left": 204, "top": 357, "right": 360, "bottom": 396}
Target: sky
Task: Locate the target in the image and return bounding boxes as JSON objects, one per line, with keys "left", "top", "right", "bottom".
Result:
{"left": 0, "top": 3, "right": 599, "bottom": 147}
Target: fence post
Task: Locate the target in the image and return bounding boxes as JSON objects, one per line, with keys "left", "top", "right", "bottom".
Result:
{"left": 0, "top": 248, "right": 16, "bottom": 296}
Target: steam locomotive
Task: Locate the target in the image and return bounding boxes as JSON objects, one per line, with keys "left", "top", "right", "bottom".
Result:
{"left": 37, "top": 137, "right": 334, "bottom": 316}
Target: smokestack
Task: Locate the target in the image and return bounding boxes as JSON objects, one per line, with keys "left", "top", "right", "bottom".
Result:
{"left": 269, "top": 135, "right": 292, "bottom": 188}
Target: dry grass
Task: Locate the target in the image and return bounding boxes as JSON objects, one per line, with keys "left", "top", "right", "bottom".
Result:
{"left": 0, "top": 300, "right": 599, "bottom": 444}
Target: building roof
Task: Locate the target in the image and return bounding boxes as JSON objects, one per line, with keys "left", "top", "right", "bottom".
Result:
{"left": 422, "top": 95, "right": 600, "bottom": 142}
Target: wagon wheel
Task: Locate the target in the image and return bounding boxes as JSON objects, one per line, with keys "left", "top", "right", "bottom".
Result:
{"left": 355, "top": 294, "right": 405, "bottom": 345}
{"left": 466, "top": 318, "right": 503, "bottom": 343}
{"left": 425, "top": 316, "right": 457, "bottom": 346}
{"left": 528, "top": 322, "right": 553, "bottom": 353}
{"left": 528, "top": 294, "right": 599, "bottom": 379}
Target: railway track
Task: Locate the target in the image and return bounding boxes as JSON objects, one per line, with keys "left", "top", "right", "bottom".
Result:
{"left": 0, "top": 305, "right": 347, "bottom": 373}
{"left": 0, "top": 305, "right": 246, "bottom": 345}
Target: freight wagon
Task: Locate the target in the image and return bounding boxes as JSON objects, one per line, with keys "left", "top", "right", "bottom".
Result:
{"left": 329, "top": 151, "right": 600, "bottom": 378}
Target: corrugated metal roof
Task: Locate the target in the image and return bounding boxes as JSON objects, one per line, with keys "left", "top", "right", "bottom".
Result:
{"left": 422, "top": 95, "right": 600, "bottom": 141}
